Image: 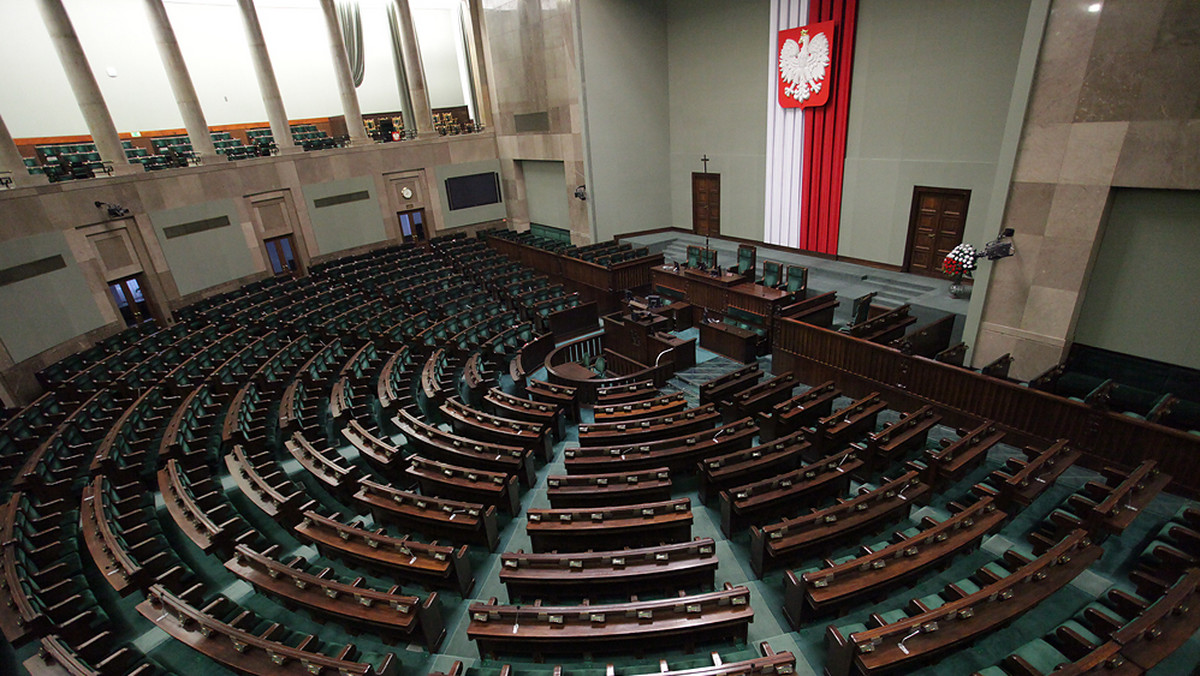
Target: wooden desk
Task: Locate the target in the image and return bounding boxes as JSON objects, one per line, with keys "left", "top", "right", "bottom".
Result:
{"left": 468, "top": 583, "right": 752, "bottom": 659}
{"left": 653, "top": 266, "right": 791, "bottom": 325}
{"left": 701, "top": 321, "right": 758, "bottom": 364}
{"left": 785, "top": 498, "right": 1006, "bottom": 625}
{"left": 294, "top": 511, "right": 473, "bottom": 595}
{"left": 700, "top": 364, "right": 763, "bottom": 405}
{"left": 684, "top": 267, "right": 746, "bottom": 286}
{"left": 499, "top": 538, "right": 718, "bottom": 600}
{"left": 546, "top": 468, "right": 673, "bottom": 507}
{"left": 555, "top": 362, "right": 596, "bottom": 381}
{"left": 526, "top": 498, "right": 693, "bottom": 553}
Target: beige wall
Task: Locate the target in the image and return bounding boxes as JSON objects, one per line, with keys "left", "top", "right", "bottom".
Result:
{"left": 480, "top": 0, "right": 591, "bottom": 243}
{"left": 839, "top": 0, "right": 1032, "bottom": 266}
{"left": 975, "top": 0, "right": 1200, "bottom": 380}
{"left": 0, "top": 133, "right": 499, "bottom": 401}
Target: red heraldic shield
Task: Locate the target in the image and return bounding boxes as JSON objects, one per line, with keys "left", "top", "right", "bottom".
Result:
{"left": 778, "top": 21, "right": 835, "bottom": 109}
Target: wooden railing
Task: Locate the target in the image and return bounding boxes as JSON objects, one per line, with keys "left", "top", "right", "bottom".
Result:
{"left": 486, "top": 236, "right": 663, "bottom": 312}
{"left": 545, "top": 333, "right": 672, "bottom": 403}
{"left": 772, "top": 317, "right": 1200, "bottom": 498}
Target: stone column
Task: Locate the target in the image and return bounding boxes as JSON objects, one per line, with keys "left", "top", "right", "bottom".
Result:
{"left": 143, "top": 0, "right": 217, "bottom": 162}
{"left": 236, "top": 0, "right": 297, "bottom": 153}
{"left": 319, "top": 0, "right": 368, "bottom": 145}
{"left": 463, "top": 0, "right": 493, "bottom": 129}
{"left": 0, "top": 115, "right": 43, "bottom": 188}
{"left": 393, "top": 0, "right": 434, "bottom": 136}
{"left": 36, "top": 0, "right": 133, "bottom": 173}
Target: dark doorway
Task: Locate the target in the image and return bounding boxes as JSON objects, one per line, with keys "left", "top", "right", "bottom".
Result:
{"left": 904, "top": 186, "right": 970, "bottom": 276}
{"left": 692, "top": 173, "right": 721, "bottom": 237}
{"left": 264, "top": 234, "right": 299, "bottom": 276}
{"left": 109, "top": 275, "right": 153, "bottom": 326}
{"left": 398, "top": 208, "right": 427, "bottom": 244}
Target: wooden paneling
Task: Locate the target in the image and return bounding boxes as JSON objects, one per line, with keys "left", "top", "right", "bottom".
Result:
{"left": 772, "top": 317, "right": 1200, "bottom": 498}
{"left": 486, "top": 238, "right": 663, "bottom": 313}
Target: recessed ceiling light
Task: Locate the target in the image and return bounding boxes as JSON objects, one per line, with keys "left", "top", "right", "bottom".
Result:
{"left": 1087, "top": 3, "right": 1102, "bottom": 12}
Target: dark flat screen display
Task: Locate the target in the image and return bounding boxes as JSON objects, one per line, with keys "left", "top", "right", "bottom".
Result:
{"left": 446, "top": 172, "right": 501, "bottom": 210}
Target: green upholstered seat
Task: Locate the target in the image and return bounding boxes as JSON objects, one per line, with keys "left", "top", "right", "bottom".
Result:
{"left": 1010, "top": 639, "right": 1070, "bottom": 674}
{"left": 916, "top": 592, "right": 946, "bottom": 610}
{"left": 954, "top": 578, "right": 982, "bottom": 596}
{"left": 982, "top": 561, "right": 1012, "bottom": 579}
{"left": 1058, "top": 619, "right": 1103, "bottom": 647}
{"left": 836, "top": 622, "right": 869, "bottom": 637}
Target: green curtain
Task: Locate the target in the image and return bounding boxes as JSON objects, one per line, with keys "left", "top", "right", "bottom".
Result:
{"left": 336, "top": 0, "right": 364, "bottom": 87}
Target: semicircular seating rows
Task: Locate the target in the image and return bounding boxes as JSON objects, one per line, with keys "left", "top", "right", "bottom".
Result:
{"left": 1, "top": 232, "right": 1197, "bottom": 676}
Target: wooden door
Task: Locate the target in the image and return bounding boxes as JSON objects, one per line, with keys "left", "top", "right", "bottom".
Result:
{"left": 692, "top": 173, "right": 721, "bottom": 236}
{"left": 904, "top": 187, "right": 970, "bottom": 276}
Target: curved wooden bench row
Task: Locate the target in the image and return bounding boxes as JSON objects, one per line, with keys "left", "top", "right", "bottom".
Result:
{"left": 526, "top": 498, "right": 693, "bottom": 553}
{"left": 564, "top": 418, "right": 758, "bottom": 475}
{"left": 594, "top": 392, "right": 687, "bottom": 422}
{"left": 756, "top": 380, "right": 838, "bottom": 442}
{"left": 808, "top": 392, "right": 888, "bottom": 455}
{"left": 442, "top": 398, "right": 553, "bottom": 461}
{"left": 698, "top": 429, "right": 811, "bottom": 503}
{"left": 579, "top": 404, "right": 721, "bottom": 447}
{"left": 285, "top": 432, "right": 364, "bottom": 494}
{"left": 376, "top": 345, "right": 415, "bottom": 412}
{"left": 499, "top": 537, "right": 719, "bottom": 601}
{"left": 720, "top": 445, "right": 863, "bottom": 538}
{"left": 699, "top": 364, "right": 762, "bottom": 406}
{"left": 975, "top": 439, "right": 1080, "bottom": 509}
{"left": 394, "top": 409, "right": 536, "bottom": 487}
{"left": 293, "top": 510, "right": 473, "bottom": 596}
{"left": 434, "top": 640, "right": 795, "bottom": 676}
{"left": 749, "top": 470, "right": 932, "bottom": 576}
{"left": 595, "top": 379, "right": 660, "bottom": 405}
{"left": 23, "top": 631, "right": 160, "bottom": 676}
{"left": 784, "top": 497, "right": 1006, "bottom": 626}
{"left": 546, "top": 468, "right": 672, "bottom": 508}
{"left": 484, "top": 387, "right": 565, "bottom": 439}
{"left": 856, "top": 405, "right": 943, "bottom": 479}
{"left": 224, "top": 544, "right": 445, "bottom": 650}
{"left": 137, "top": 585, "right": 401, "bottom": 676}
{"left": 720, "top": 373, "right": 796, "bottom": 422}
{"left": 923, "top": 421, "right": 1005, "bottom": 488}
{"left": 157, "top": 459, "right": 248, "bottom": 554}
{"left": 824, "top": 530, "right": 1101, "bottom": 676}
{"left": 342, "top": 419, "right": 407, "bottom": 477}
{"left": 224, "top": 445, "right": 313, "bottom": 525}
{"left": 467, "top": 582, "right": 753, "bottom": 659}
{"left": 405, "top": 455, "right": 521, "bottom": 516}
{"left": 354, "top": 479, "right": 499, "bottom": 551}
{"left": 525, "top": 379, "right": 579, "bottom": 422}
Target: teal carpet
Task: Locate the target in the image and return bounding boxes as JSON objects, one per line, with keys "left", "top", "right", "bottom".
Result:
{"left": 13, "top": 337, "right": 1199, "bottom": 676}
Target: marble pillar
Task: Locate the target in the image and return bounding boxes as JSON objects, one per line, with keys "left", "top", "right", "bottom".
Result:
{"left": 464, "top": 0, "right": 493, "bottom": 128}
{"left": 974, "top": 0, "right": 1200, "bottom": 380}
{"left": 0, "top": 115, "right": 42, "bottom": 188}
{"left": 143, "top": 0, "right": 217, "bottom": 162}
{"left": 236, "top": 0, "right": 297, "bottom": 153}
{"left": 36, "top": 0, "right": 133, "bottom": 173}
{"left": 393, "top": 0, "right": 434, "bottom": 136}
{"left": 318, "top": 0, "right": 368, "bottom": 145}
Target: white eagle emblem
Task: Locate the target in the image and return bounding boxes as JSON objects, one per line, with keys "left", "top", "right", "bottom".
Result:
{"left": 779, "top": 29, "right": 831, "bottom": 102}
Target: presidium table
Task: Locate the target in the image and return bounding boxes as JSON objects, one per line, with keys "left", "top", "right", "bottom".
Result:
{"left": 650, "top": 265, "right": 791, "bottom": 362}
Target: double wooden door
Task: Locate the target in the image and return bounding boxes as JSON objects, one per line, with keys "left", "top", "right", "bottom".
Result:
{"left": 692, "top": 173, "right": 721, "bottom": 237}
{"left": 904, "top": 186, "right": 970, "bottom": 276}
